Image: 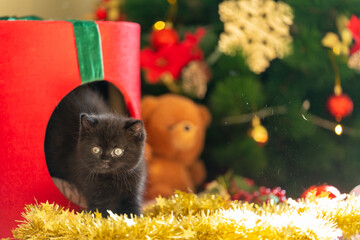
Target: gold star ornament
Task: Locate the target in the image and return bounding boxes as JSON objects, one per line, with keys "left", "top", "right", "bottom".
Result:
{"left": 218, "top": 0, "right": 294, "bottom": 74}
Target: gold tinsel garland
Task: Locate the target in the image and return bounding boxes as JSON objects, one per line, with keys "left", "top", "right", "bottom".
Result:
{"left": 12, "top": 191, "right": 360, "bottom": 239}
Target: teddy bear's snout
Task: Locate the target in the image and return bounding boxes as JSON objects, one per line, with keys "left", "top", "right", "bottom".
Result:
{"left": 170, "top": 120, "right": 198, "bottom": 150}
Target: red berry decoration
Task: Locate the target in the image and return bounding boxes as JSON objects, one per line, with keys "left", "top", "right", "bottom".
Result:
{"left": 301, "top": 184, "right": 341, "bottom": 199}
{"left": 257, "top": 186, "right": 287, "bottom": 203}
{"left": 326, "top": 93, "right": 353, "bottom": 121}
{"left": 151, "top": 28, "right": 179, "bottom": 50}
{"left": 232, "top": 190, "right": 253, "bottom": 202}
{"left": 95, "top": 7, "right": 107, "bottom": 20}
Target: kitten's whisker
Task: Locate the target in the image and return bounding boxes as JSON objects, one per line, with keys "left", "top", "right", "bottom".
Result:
{"left": 119, "top": 173, "right": 126, "bottom": 190}
{"left": 82, "top": 168, "right": 97, "bottom": 184}
{"left": 121, "top": 172, "right": 132, "bottom": 192}
{"left": 91, "top": 170, "right": 98, "bottom": 183}
{"left": 113, "top": 170, "right": 120, "bottom": 190}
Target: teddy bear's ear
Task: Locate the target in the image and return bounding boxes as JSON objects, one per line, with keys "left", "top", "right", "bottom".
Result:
{"left": 197, "top": 104, "right": 211, "bottom": 127}
{"left": 141, "top": 95, "right": 158, "bottom": 123}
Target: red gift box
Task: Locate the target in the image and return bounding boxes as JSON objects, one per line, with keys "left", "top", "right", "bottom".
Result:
{"left": 0, "top": 20, "right": 140, "bottom": 237}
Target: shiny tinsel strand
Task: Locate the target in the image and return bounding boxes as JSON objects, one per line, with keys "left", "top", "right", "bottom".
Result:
{"left": 12, "top": 191, "right": 360, "bottom": 239}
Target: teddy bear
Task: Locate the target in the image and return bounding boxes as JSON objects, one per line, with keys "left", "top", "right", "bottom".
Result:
{"left": 141, "top": 94, "right": 211, "bottom": 200}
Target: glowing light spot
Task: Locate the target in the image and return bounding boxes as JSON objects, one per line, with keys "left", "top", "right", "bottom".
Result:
{"left": 332, "top": 46, "right": 340, "bottom": 55}
{"left": 250, "top": 116, "right": 268, "bottom": 145}
{"left": 167, "top": 0, "right": 177, "bottom": 4}
{"left": 334, "top": 124, "right": 343, "bottom": 135}
{"left": 302, "top": 99, "right": 310, "bottom": 111}
{"left": 251, "top": 125, "right": 269, "bottom": 144}
{"left": 153, "top": 21, "right": 166, "bottom": 31}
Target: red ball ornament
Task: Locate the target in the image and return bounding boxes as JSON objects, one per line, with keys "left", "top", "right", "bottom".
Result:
{"left": 151, "top": 28, "right": 179, "bottom": 50}
{"left": 326, "top": 93, "right": 353, "bottom": 121}
{"left": 301, "top": 185, "right": 341, "bottom": 199}
{"left": 95, "top": 7, "right": 107, "bottom": 20}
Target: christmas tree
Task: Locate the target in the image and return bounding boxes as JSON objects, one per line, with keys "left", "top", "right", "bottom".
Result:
{"left": 115, "top": 0, "right": 360, "bottom": 197}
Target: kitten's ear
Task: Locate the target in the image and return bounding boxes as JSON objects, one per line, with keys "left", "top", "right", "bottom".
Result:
{"left": 80, "top": 113, "right": 98, "bottom": 130}
{"left": 125, "top": 119, "right": 145, "bottom": 140}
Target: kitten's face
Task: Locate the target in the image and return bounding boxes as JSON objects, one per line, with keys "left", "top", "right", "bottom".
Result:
{"left": 77, "top": 113, "right": 145, "bottom": 174}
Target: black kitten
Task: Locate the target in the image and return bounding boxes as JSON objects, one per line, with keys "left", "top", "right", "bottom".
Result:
{"left": 45, "top": 84, "right": 146, "bottom": 216}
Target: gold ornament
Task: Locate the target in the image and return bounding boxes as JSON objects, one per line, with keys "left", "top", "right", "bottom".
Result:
{"left": 218, "top": 0, "right": 293, "bottom": 74}
{"left": 106, "top": 0, "right": 121, "bottom": 21}
{"left": 322, "top": 15, "right": 352, "bottom": 56}
{"left": 249, "top": 116, "right": 268, "bottom": 144}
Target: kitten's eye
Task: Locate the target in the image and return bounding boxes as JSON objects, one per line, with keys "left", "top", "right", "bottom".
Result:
{"left": 92, "top": 146, "right": 101, "bottom": 154}
{"left": 111, "top": 148, "right": 124, "bottom": 157}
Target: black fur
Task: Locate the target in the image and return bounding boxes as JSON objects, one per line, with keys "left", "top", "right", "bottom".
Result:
{"left": 45, "top": 84, "right": 146, "bottom": 216}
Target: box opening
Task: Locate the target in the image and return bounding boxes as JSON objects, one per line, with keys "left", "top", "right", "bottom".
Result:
{"left": 44, "top": 81, "right": 128, "bottom": 208}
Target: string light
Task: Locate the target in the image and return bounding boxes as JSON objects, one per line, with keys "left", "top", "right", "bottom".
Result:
{"left": 335, "top": 124, "right": 343, "bottom": 135}
{"left": 249, "top": 116, "right": 268, "bottom": 145}
{"left": 153, "top": 21, "right": 166, "bottom": 31}
{"left": 221, "top": 105, "right": 360, "bottom": 137}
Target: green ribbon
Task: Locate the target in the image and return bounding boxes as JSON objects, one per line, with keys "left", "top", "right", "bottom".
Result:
{"left": 68, "top": 20, "right": 104, "bottom": 84}
{"left": 0, "top": 16, "right": 42, "bottom": 20}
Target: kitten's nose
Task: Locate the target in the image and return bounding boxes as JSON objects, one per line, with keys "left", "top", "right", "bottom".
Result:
{"left": 102, "top": 159, "right": 111, "bottom": 169}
